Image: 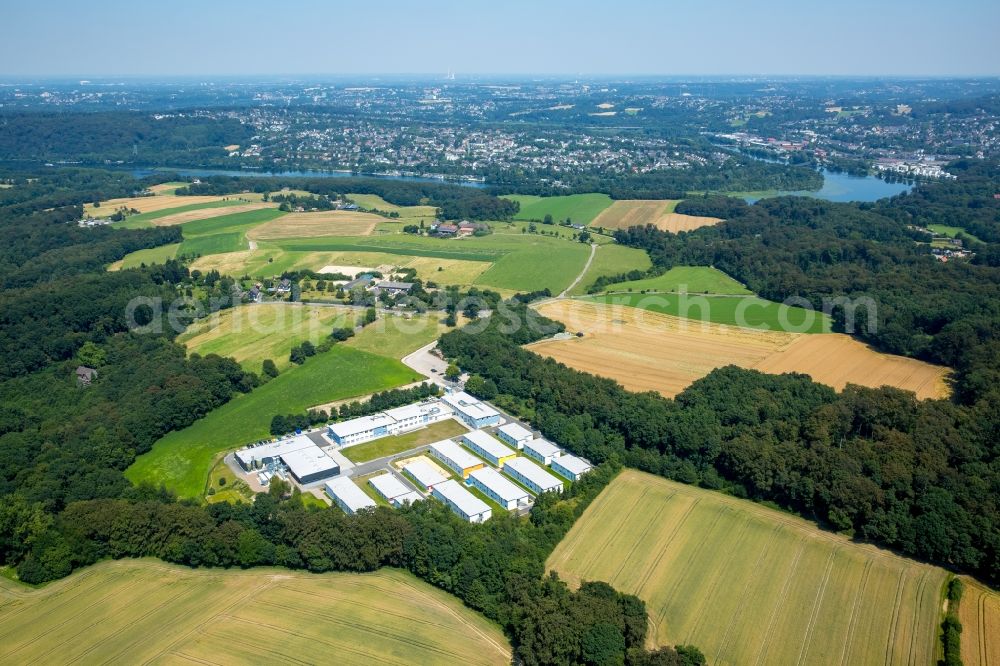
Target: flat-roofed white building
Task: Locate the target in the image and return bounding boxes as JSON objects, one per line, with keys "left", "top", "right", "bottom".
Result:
{"left": 403, "top": 459, "right": 448, "bottom": 491}
{"left": 368, "top": 473, "right": 412, "bottom": 503}
{"left": 327, "top": 412, "right": 397, "bottom": 447}
{"left": 392, "top": 491, "right": 423, "bottom": 507}
{"left": 429, "top": 439, "right": 485, "bottom": 478}
{"left": 503, "top": 457, "right": 563, "bottom": 495}
{"left": 325, "top": 477, "right": 377, "bottom": 515}
{"left": 468, "top": 467, "right": 530, "bottom": 510}
{"left": 432, "top": 479, "right": 492, "bottom": 523}
{"left": 327, "top": 400, "right": 453, "bottom": 446}
{"left": 496, "top": 422, "right": 533, "bottom": 449}
{"left": 461, "top": 430, "right": 517, "bottom": 467}
{"left": 551, "top": 454, "right": 593, "bottom": 481}
{"left": 280, "top": 446, "right": 341, "bottom": 485}
{"left": 235, "top": 435, "right": 340, "bottom": 484}
{"left": 523, "top": 438, "right": 562, "bottom": 466}
{"left": 441, "top": 391, "right": 502, "bottom": 428}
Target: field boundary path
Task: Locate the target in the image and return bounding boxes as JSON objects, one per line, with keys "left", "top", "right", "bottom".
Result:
{"left": 560, "top": 242, "right": 597, "bottom": 298}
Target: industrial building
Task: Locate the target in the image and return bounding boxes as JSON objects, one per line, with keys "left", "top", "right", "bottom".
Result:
{"left": 503, "top": 457, "right": 564, "bottom": 495}
{"left": 325, "top": 477, "right": 377, "bottom": 515}
{"left": 461, "top": 431, "right": 518, "bottom": 467}
{"left": 551, "top": 454, "right": 593, "bottom": 481}
{"left": 368, "top": 473, "right": 423, "bottom": 507}
{"left": 523, "top": 438, "right": 562, "bottom": 466}
{"left": 441, "top": 391, "right": 502, "bottom": 428}
{"left": 432, "top": 479, "right": 492, "bottom": 523}
{"left": 496, "top": 422, "right": 533, "bottom": 449}
{"left": 327, "top": 400, "right": 453, "bottom": 446}
{"left": 468, "top": 467, "right": 531, "bottom": 510}
{"left": 234, "top": 435, "right": 340, "bottom": 484}
{"left": 429, "top": 439, "right": 485, "bottom": 478}
{"left": 403, "top": 459, "right": 448, "bottom": 491}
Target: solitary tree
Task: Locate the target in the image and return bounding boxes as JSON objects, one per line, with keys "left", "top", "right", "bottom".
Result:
{"left": 445, "top": 363, "right": 461, "bottom": 381}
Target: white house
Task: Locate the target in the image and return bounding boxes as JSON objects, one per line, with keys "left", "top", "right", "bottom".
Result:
{"left": 551, "top": 454, "right": 593, "bottom": 481}
{"left": 496, "top": 422, "right": 533, "bottom": 449}
{"left": 432, "top": 479, "right": 492, "bottom": 523}
{"left": 523, "top": 438, "right": 562, "bottom": 466}
{"left": 468, "top": 467, "right": 530, "bottom": 510}
{"left": 325, "top": 477, "right": 377, "bottom": 515}
{"left": 502, "top": 457, "right": 563, "bottom": 495}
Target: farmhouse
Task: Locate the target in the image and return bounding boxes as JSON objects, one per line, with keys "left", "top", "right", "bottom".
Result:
{"left": 468, "top": 467, "right": 530, "bottom": 510}
{"left": 496, "top": 422, "right": 533, "bottom": 449}
{"left": 403, "top": 459, "right": 448, "bottom": 491}
{"left": 235, "top": 435, "right": 340, "bottom": 483}
{"left": 551, "top": 454, "right": 593, "bottom": 481}
{"left": 75, "top": 365, "right": 98, "bottom": 387}
{"left": 343, "top": 274, "right": 374, "bottom": 290}
{"left": 327, "top": 400, "right": 453, "bottom": 446}
{"left": 368, "top": 473, "right": 422, "bottom": 507}
{"left": 429, "top": 439, "right": 485, "bottom": 478}
{"left": 441, "top": 391, "right": 502, "bottom": 428}
{"left": 325, "top": 477, "right": 377, "bottom": 515}
{"left": 374, "top": 280, "right": 414, "bottom": 295}
{"left": 461, "top": 430, "right": 517, "bottom": 467}
{"left": 432, "top": 479, "right": 492, "bottom": 523}
{"left": 434, "top": 223, "right": 459, "bottom": 236}
{"left": 523, "top": 438, "right": 562, "bottom": 466}
{"left": 503, "top": 457, "right": 563, "bottom": 495}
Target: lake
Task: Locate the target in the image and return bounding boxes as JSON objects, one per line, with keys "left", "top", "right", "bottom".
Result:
{"left": 749, "top": 169, "right": 913, "bottom": 203}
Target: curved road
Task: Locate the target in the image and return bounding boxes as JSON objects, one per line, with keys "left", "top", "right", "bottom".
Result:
{"left": 560, "top": 243, "right": 597, "bottom": 298}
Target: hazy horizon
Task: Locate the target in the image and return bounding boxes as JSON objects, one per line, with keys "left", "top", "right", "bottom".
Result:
{"left": 4, "top": 0, "right": 999, "bottom": 78}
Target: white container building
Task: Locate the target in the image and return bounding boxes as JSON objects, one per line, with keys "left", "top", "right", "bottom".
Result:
{"left": 402, "top": 459, "right": 448, "bottom": 491}
{"left": 523, "top": 438, "right": 562, "bottom": 466}
{"left": 325, "top": 477, "right": 377, "bottom": 515}
{"left": 496, "top": 422, "right": 534, "bottom": 449}
{"left": 551, "top": 454, "right": 593, "bottom": 481}
{"left": 468, "top": 467, "right": 531, "bottom": 510}
{"left": 432, "top": 479, "right": 492, "bottom": 523}
{"left": 461, "top": 430, "right": 517, "bottom": 467}
{"left": 502, "top": 457, "right": 564, "bottom": 495}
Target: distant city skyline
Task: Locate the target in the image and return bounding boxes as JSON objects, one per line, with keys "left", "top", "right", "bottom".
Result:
{"left": 3, "top": 0, "right": 999, "bottom": 77}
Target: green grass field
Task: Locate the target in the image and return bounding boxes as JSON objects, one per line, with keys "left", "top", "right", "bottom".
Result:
{"left": 176, "top": 208, "right": 286, "bottom": 256}
{"left": 108, "top": 243, "right": 181, "bottom": 271}
{"left": 341, "top": 419, "right": 468, "bottom": 463}
{"left": 928, "top": 224, "right": 981, "bottom": 242}
{"left": 179, "top": 303, "right": 358, "bottom": 374}
{"left": 548, "top": 470, "right": 948, "bottom": 666}
{"left": 344, "top": 313, "right": 447, "bottom": 359}
{"left": 583, "top": 291, "right": 831, "bottom": 333}
{"left": 125, "top": 345, "right": 420, "bottom": 498}
{"left": 347, "top": 193, "right": 438, "bottom": 221}
{"left": 0, "top": 559, "right": 512, "bottom": 665}
{"left": 570, "top": 244, "right": 652, "bottom": 296}
{"left": 505, "top": 193, "right": 614, "bottom": 225}
{"left": 600, "top": 266, "right": 753, "bottom": 295}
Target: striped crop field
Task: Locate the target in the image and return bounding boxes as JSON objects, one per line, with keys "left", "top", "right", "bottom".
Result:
{"left": 547, "top": 469, "right": 949, "bottom": 666}
{"left": 958, "top": 578, "right": 1000, "bottom": 666}
{"left": 0, "top": 559, "right": 511, "bottom": 665}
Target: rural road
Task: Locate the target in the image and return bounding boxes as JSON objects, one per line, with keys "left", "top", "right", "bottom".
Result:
{"left": 560, "top": 243, "right": 597, "bottom": 298}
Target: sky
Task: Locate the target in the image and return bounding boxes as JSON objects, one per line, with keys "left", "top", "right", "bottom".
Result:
{"left": 3, "top": 0, "right": 999, "bottom": 78}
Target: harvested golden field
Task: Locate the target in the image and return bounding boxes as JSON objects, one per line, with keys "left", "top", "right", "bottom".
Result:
{"left": 591, "top": 199, "right": 722, "bottom": 232}
{"left": 151, "top": 202, "right": 274, "bottom": 226}
{"left": 754, "top": 332, "right": 950, "bottom": 400}
{"left": 0, "top": 559, "right": 511, "bottom": 665}
{"left": 529, "top": 300, "right": 796, "bottom": 397}
{"left": 548, "top": 469, "right": 949, "bottom": 666}
{"left": 84, "top": 194, "right": 226, "bottom": 215}
{"left": 530, "top": 300, "right": 950, "bottom": 399}
{"left": 959, "top": 578, "right": 1000, "bottom": 666}
{"left": 248, "top": 210, "right": 382, "bottom": 239}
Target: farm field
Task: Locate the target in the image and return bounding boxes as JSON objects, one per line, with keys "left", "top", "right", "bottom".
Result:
{"left": 125, "top": 345, "right": 420, "bottom": 498}
{"left": 344, "top": 312, "right": 448, "bottom": 359}
{"left": 150, "top": 202, "right": 272, "bottom": 226}
{"left": 928, "top": 224, "right": 982, "bottom": 242}
{"left": 0, "top": 559, "right": 511, "bottom": 665}
{"left": 547, "top": 469, "right": 948, "bottom": 666}
{"left": 177, "top": 208, "right": 286, "bottom": 256}
{"left": 86, "top": 194, "right": 229, "bottom": 217}
{"left": 179, "top": 303, "right": 357, "bottom": 374}
{"left": 958, "top": 578, "right": 1000, "bottom": 666}
{"left": 341, "top": 419, "right": 468, "bottom": 463}
{"left": 504, "top": 193, "right": 614, "bottom": 225}
{"left": 591, "top": 199, "right": 723, "bottom": 233}
{"left": 107, "top": 242, "right": 181, "bottom": 271}
{"left": 583, "top": 291, "right": 831, "bottom": 333}
{"left": 348, "top": 193, "right": 438, "bottom": 221}
{"left": 600, "top": 266, "right": 753, "bottom": 295}
{"left": 568, "top": 244, "right": 652, "bottom": 296}
{"left": 248, "top": 210, "right": 383, "bottom": 239}
{"left": 530, "top": 300, "right": 950, "bottom": 399}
